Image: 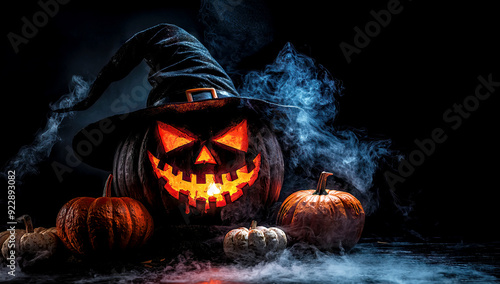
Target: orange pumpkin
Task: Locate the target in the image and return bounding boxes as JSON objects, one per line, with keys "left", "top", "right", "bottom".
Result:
{"left": 56, "top": 175, "right": 154, "bottom": 255}
{"left": 113, "top": 104, "right": 285, "bottom": 224}
{"left": 276, "top": 172, "right": 365, "bottom": 251}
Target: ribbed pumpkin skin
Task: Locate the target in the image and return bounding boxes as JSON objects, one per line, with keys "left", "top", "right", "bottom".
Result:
{"left": 56, "top": 195, "right": 154, "bottom": 255}
{"left": 223, "top": 221, "right": 287, "bottom": 260}
{"left": 113, "top": 120, "right": 284, "bottom": 224}
{"left": 277, "top": 189, "right": 365, "bottom": 251}
{"left": 113, "top": 128, "right": 164, "bottom": 216}
{"left": 0, "top": 216, "right": 60, "bottom": 266}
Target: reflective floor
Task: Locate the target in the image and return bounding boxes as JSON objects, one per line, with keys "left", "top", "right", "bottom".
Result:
{"left": 2, "top": 242, "right": 499, "bottom": 283}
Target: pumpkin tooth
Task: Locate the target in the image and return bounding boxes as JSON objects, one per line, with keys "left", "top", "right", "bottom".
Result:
{"left": 222, "top": 191, "right": 232, "bottom": 204}
{"left": 158, "top": 160, "right": 166, "bottom": 171}
{"left": 214, "top": 173, "right": 223, "bottom": 184}
{"left": 147, "top": 150, "right": 262, "bottom": 211}
{"left": 246, "top": 159, "right": 256, "bottom": 172}
{"left": 171, "top": 164, "right": 180, "bottom": 175}
{"left": 229, "top": 171, "right": 238, "bottom": 181}
{"left": 196, "top": 173, "right": 206, "bottom": 184}
{"left": 196, "top": 198, "right": 206, "bottom": 212}
{"left": 224, "top": 172, "right": 232, "bottom": 183}
{"left": 181, "top": 171, "right": 191, "bottom": 182}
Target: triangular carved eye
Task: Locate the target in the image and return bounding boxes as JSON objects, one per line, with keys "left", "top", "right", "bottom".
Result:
{"left": 213, "top": 120, "right": 248, "bottom": 152}
{"left": 157, "top": 121, "right": 196, "bottom": 153}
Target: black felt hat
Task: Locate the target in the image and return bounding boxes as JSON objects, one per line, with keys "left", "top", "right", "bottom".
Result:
{"left": 59, "top": 24, "right": 296, "bottom": 170}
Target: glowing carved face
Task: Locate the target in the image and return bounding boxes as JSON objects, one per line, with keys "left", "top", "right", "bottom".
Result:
{"left": 147, "top": 119, "right": 261, "bottom": 212}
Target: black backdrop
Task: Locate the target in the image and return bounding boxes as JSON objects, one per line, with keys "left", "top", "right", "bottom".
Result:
{"left": 1, "top": 0, "right": 498, "bottom": 242}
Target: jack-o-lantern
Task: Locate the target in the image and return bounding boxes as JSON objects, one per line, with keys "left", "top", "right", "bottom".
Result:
{"left": 149, "top": 119, "right": 258, "bottom": 211}
{"left": 112, "top": 98, "right": 284, "bottom": 223}
{"left": 58, "top": 24, "right": 291, "bottom": 224}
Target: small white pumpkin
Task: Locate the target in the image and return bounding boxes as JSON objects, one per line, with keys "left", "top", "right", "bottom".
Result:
{"left": 1, "top": 215, "right": 59, "bottom": 268}
{"left": 223, "top": 220, "right": 287, "bottom": 260}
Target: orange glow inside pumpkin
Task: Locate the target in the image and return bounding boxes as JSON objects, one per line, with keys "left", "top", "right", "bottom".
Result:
{"left": 195, "top": 145, "right": 217, "bottom": 165}
{"left": 213, "top": 119, "right": 249, "bottom": 152}
{"left": 148, "top": 119, "right": 261, "bottom": 212}
{"left": 148, "top": 152, "right": 261, "bottom": 211}
{"left": 157, "top": 121, "right": 196, "bottom": 152}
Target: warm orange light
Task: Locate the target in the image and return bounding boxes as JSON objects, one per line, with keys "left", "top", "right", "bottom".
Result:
{"left": 199, "top": 280, "right": 223, "bottom": 284}
{"left": 213, "top": 120, "right": 248, "bottom": 152}
{"left": 148, "top": 151, "right": 261, "bottom": 212}
{"left": 195, "top": 145, "right": 217, "bottom": 165}
{"left": 207, "top": 183, "right": 221, "bottom": 196}
{"left": 157, "top": 121, "right": 196, "bottom": 153}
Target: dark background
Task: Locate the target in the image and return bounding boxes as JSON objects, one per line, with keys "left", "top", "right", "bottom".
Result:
{"left": 1, "top": 0, "right": 498, "bottom": 242}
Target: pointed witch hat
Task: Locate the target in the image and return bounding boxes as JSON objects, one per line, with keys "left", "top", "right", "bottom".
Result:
{"left": 57, "top": 23, "right": 297, "bottom": 170}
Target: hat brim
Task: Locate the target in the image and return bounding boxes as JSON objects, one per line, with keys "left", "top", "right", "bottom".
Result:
{"left": 71, "top": 97, "right": 300, "bottom": 170}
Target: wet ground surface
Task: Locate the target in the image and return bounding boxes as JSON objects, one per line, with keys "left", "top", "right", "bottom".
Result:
{"left": 1, "top": 241, "right": 498, "bottom": 283}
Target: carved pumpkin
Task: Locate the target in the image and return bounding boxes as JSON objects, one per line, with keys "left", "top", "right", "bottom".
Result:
{"left": 55, "top": 25, "right": 288, "bottom": 225}
{"left": 223, "top": 220, "right": 287, "bottom": 260}
{"left": 56, "top": 175, "right": 154, "bottom": 255}
{"left": 112, "top": 99, "right": 284, "bottom": 224}
{"left": 276, "top": 172, "right": 365, "bottom": 251}
{"left": 1, "top": 215, "right": 59, "bottom": 268}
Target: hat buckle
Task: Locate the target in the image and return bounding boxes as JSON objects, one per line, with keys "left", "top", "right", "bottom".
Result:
{"left": 185, "top": 88, "right": 218, "bottom": 102}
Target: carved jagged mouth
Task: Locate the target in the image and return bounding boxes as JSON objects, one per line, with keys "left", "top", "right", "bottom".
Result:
{"left": 147, "top": 151, "right": 261, "bottom": 212}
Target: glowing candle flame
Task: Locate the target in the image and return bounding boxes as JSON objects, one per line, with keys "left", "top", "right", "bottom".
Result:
{"left": 207, "top": 183, "right": 221, "bottom": 196}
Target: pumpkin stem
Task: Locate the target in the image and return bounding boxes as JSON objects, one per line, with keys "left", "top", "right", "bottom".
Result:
{"left": 22, "top": 215, "right": 34, "bottom": 233}
{"left": 314, "top": 171, "right": 334, "bottom": 195}
{"left": 251, "top": 220, "right": 257, "bottom": 230}
{"left": 103, "top": 174, "right": 113, "bottom": 198}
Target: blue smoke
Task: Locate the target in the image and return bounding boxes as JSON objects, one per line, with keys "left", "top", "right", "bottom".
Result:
{"left": 239, "top": 43, "right": 391, "bottom": 211}
{"left": 2, "top": 76, "right": 89, "bottom": 181}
